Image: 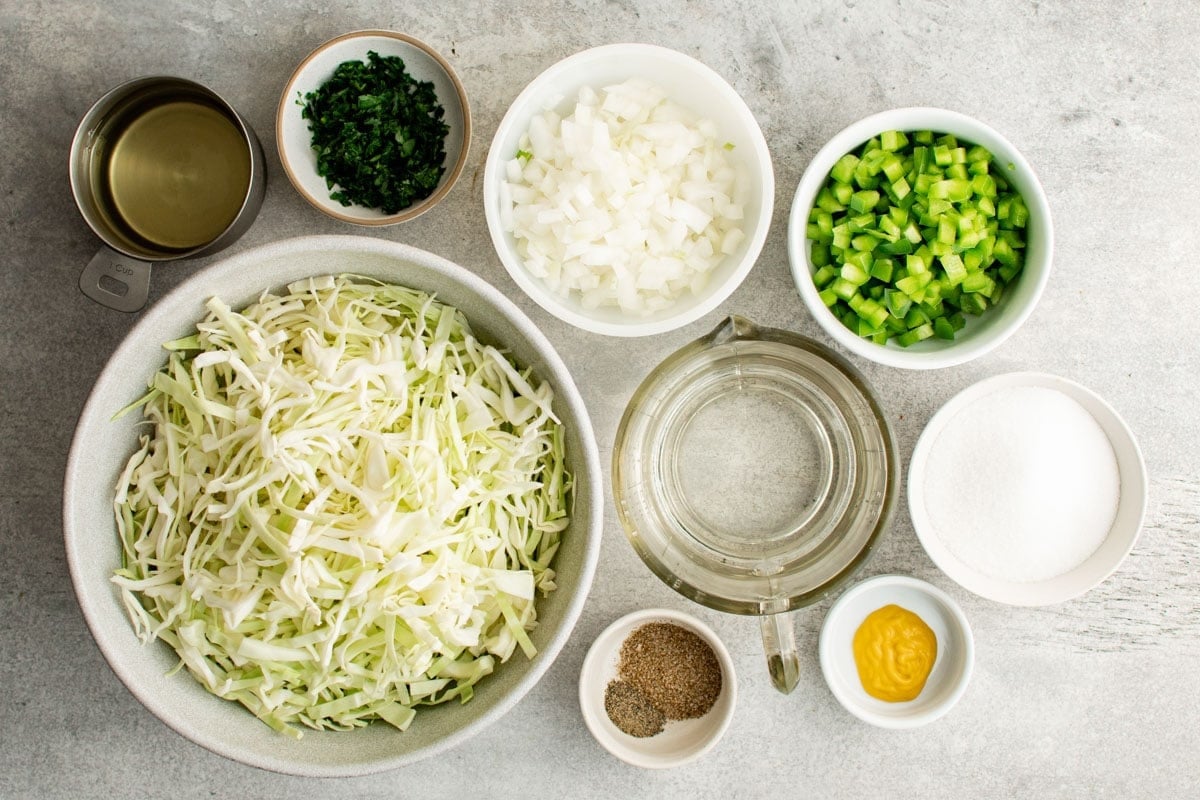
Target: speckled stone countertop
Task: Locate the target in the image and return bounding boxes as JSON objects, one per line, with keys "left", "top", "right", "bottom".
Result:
{"left": 3, "top": 1, "right": 1198, "bottom": 797}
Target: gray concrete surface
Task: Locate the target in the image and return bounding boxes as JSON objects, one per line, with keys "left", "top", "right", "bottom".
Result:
{"left": 3, "top": 1, "right": 1198, "bottom": 797}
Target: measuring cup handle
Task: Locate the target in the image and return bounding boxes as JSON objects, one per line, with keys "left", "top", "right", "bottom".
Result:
{"left": 80, "top": 246, "right": 151, "bottom": 312}
{"left": 760, "top": 612, "right": 801, "bottom": 694}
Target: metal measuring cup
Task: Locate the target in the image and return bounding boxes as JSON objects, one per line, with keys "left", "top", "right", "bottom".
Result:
{"left": 69, "top": 76, "right": 266, "bottom": 312}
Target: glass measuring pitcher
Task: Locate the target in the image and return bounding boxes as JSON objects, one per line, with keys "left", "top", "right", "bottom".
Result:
{"left": 613, "top": 315, "right": 899, "bottom": 693}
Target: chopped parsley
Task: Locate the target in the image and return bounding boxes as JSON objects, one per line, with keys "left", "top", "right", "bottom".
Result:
{"left": 301, "top": 51, "right": 449, "bottom": 214}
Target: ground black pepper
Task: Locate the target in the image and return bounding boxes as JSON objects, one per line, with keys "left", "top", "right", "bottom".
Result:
{"left": 603, "top": 621, "right": 722, "bottom": 737}
{"left": 603, "top": 679, "right": 666, "bottom": 738}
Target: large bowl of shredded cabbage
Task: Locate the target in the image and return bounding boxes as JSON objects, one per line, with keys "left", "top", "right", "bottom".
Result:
{"left": 63, "top": 235, "right": 601, "bottom": 776}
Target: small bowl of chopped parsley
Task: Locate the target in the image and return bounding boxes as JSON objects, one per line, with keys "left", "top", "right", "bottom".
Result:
{"left": 277, "top": 30, "right": 470, "bottom": 224}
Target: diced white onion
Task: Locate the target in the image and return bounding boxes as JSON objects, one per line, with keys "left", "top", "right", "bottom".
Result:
{"left": 502, "top": 78, "right": 747, "bottom": 315}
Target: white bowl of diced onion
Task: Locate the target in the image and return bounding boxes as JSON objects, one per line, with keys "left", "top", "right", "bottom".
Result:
{"left": 483, "top": 43, "right": 774, "bottom": 337}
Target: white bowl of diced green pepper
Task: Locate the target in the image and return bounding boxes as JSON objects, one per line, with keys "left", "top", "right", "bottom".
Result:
{"left": 787, "top": 107, "right": 1052, "bottom": 369}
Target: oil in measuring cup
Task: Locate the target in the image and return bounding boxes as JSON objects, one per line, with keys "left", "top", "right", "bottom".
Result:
{"left": 92, "top": 96, "right": 253, "bottom": 252}
{"left": 70, "top": 76, "right": 266, "bottom": 311}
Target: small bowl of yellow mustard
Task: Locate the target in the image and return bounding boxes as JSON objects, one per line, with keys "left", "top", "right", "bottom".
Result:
{"left": 818, "top": 574, "right": 973, "bottom": 729}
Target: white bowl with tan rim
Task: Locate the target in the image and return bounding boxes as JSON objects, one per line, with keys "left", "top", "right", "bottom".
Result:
{"left": 277, "top": 30, "right": 471, "bottom": 225}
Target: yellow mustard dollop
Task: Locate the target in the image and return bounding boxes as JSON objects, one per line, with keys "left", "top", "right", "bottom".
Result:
{"left": 852, "top": 604, "right": 937, "bottom": 702}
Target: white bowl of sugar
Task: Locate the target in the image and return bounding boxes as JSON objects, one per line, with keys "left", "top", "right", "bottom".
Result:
{"left": 908, "top": 372, "right": 1147, "bottom": 606}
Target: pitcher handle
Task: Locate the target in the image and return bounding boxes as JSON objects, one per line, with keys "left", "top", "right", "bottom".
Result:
{"left": 759, "top": 611, "right": 801, "bottom": 694}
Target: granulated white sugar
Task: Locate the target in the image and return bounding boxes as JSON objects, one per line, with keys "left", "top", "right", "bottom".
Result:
{"left": 923, "top": 385, "right": 1120, "bottom": 583}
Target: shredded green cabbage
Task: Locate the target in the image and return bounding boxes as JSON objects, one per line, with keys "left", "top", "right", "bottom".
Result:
{"left": 111, "top": 275, "right": 571, "bottom": 738}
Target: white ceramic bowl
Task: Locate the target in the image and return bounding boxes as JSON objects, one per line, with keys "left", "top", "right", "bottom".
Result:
{"left": 787, "top": 107, "right": 1053, "bottom": 369}
{"left": 277, "top": 31, "right": 470, "bottom": 225}
{"left": 908, "top": 371, "right": 1147, "bottom": 606}
{"left": 578, "top": 608, "right": 736, "bottom": 768}
{"left": 819, "top": 574, "right": 973, "bottom": 729}
{"left": 483, "top": 43, "right": 774, "bottom": 337}
{"left": 62, "top": 236, "right": 602, "bottom": 776}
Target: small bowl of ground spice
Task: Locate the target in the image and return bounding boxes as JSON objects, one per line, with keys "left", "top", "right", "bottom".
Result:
{"left": 277, "top": 30, "right": 471, "bottom": 225}
{"left": 579, "top": 608, "right": 736, "bottom": 769}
